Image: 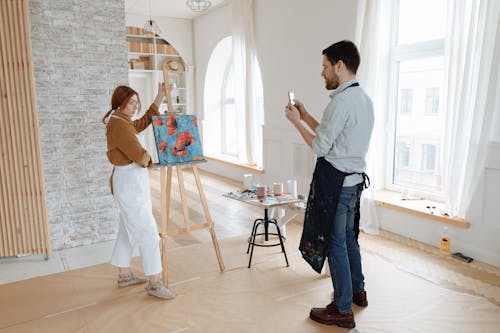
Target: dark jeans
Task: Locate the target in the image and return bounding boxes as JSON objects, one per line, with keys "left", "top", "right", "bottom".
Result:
{"left": 327, "top": 184, "right": 365, "bottom": 313}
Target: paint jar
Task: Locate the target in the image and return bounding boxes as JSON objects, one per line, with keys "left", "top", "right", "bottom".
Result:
{"left": 273, "top": 182, "right": 283, "bottom": 196}
{"left": 256, "top": 185, "right": 267, "bottom": 199}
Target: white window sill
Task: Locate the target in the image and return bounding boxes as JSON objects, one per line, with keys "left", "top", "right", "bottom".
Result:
{"left": 374, "top": 190, "right": 469, "bottom": 228}
{"left": 205, "top": 154, "right": 264, "bottom": 174}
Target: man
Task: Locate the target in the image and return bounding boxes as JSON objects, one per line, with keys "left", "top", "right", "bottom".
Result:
{"left": 284, "top": 40, "right": 374, "bottom": 329}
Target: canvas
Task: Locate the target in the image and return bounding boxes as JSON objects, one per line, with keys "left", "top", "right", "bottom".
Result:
{"left": 151, "top": 115, "right": 205, "bottom": 165}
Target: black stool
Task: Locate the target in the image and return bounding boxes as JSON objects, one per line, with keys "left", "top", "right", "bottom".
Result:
{"left": 246, "top": 208, "right": 289, "bottom": 268}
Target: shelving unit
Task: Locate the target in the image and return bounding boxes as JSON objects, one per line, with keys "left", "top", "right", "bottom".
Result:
{"left": 126, "top": 26, "right": 189, "bottom": 163}
{"left": 126, "top": 26, "right": 187, "bottom": 114}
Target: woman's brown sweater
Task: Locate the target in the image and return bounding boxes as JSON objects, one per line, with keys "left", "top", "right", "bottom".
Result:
{"left": 106, "top": 104, "right": 159, "bottom": 167}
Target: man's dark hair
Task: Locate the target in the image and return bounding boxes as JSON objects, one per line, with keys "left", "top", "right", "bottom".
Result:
{"left": 322, "top": 40, "right": 360, "bottom": 74}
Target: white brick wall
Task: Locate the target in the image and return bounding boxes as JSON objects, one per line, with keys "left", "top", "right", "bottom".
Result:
{"left": 29, "top": 0, "right": 127, "bottom": 250}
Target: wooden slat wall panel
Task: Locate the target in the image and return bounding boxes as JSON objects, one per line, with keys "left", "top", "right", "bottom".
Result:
{"left": 0, "top": 0, "right": 51, "bottom": 256}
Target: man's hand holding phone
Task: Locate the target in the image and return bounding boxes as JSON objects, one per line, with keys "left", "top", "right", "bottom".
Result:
{"left": 287, "top": 92, "right": 306, "bottom": 120}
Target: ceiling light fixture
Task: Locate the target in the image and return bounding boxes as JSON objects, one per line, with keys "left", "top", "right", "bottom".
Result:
{"left": 143, "top": 0, "right": 161, "bottom": 35}
{"left": 185, "top": 0, "right": 212, "bottom": 13}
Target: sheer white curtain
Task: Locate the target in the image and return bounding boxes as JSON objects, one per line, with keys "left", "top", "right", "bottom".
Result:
{"left": 231, "top": 0, "right": 262, "bottom": 166}
{"left": 354, "top": 0, "right": 393, "bottom": 234}
{"left": 442, "top": 0, "right": 500, "bottom": 218}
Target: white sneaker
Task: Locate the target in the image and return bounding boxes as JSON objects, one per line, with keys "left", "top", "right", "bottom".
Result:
{"left": 117, "top": 272, "right": 147, "bottom": 287}
{"left": 146, "top": 280, "right": 176, "bottom": 300}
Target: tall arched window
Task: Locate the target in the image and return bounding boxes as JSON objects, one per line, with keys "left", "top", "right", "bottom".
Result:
{"left": 203, "top": 36, "right": 263, "bottom": 167}
{"left": 221, "top": 62, "right": 237, "bottom": 156}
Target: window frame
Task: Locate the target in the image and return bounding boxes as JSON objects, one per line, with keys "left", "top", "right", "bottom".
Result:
{"left": 385, "top": 0, "right": 446, "bottom": 201}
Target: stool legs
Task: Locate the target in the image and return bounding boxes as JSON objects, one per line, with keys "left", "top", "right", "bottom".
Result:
{"left": 248, "top": 223, "right": 258, "bottom": 268}
{"left": 274, "top": 219, "right": 289, "bottom": 267}
{"left": 247, "top": 217, "right": 288, "bottom": 268}
{"left": 247, "top": 218, "right": 263, "bottom": 254}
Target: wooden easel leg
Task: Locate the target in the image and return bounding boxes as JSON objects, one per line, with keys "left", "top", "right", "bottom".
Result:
{"left": 192, "top": 166, "right": 225, "bottom": 271}
{"left": 176, "top": 166, "right": 191, "bottom": 232}
{"left": 160, "top": 166, "right": 173, "bottom": 285}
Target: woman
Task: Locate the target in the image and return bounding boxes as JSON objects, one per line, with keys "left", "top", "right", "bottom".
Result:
{"left": 102, "top": 83, "right": 174, "bottom": 300}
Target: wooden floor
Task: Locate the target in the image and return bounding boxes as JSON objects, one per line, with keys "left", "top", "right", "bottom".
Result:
{"left": 0, "top": 167, "right": 498, "bottom": 332}
{"left": 148, "top": 167, "right": 266, "bottom": 248}
{"left": 1, "top": 222, "right": 499, "bottom": 333}
{"left": 148, "top": 167, "right": 500, "bottom": 306}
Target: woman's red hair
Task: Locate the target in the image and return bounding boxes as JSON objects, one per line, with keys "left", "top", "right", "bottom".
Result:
{"left": 102, "top": 85, "right": 141, "bottom": 124}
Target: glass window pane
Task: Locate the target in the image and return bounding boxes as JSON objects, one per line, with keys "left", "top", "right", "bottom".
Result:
{"left": 393, "top": 56, "right": 444, "bottom": 192}
{"left": 421, "top": 144, "right": 437, "bottom": 171}
{"left": 221, "top": 63, "right": 237, "bottom": 156}
{"left": 425, "top": 87, "right": 440, "bottom": 114}
{"left": 398, "top": 0, "right": 446, "bottom": 44}
{"left": 222, "top": 103, "right": 238, "bottom": 155}
{"left": 396, "top": 140, "right": 411, "bottom": 168}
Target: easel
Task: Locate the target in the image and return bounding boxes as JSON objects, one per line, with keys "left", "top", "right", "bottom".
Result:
{"left": 159, "top": 60, "right": 225, "bottom": 285}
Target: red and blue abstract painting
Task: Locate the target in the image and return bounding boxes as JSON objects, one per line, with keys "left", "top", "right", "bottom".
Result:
{"left": 152, "top": 115, "right": 205, "bottom": 165}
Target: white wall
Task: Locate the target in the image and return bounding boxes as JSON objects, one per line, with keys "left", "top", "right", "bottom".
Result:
{"left": 193, "top": 0, "right": 359, "bottom": 187}
{"left": 192, "top": 0, "right": 500, "bottom": 267}
{"left": 256, "top": 0, "right": 359, "bottom": 192}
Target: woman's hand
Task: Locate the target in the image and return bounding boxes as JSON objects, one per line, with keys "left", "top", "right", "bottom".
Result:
{"left": 153, "top": 82, "right": 166, "bottom": 107}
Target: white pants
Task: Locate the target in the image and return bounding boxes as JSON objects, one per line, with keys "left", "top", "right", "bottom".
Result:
{"left": 110, "top": 162, "right": 162, "bottom": 276}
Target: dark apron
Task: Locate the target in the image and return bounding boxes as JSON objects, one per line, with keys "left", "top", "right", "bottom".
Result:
{"left": 299, "top": 157, "right": 369, "bottom": 273}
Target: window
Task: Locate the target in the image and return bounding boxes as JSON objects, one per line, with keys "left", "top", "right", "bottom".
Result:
{"left": 203, "top": 37, "right": 264, "bottom": 166}
{"left": 399, "top": 88, "right": 413, "bottom": 114}
{"left": 388, "top": 0, "right": 447, "bottom": 197}
{"left": 425, "top": 87, "right": 440, "bottom": 114}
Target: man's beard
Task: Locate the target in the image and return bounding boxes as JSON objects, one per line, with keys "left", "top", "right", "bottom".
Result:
{"left": 325, "top": 73, "right": 339, "bottom": 90}
{"left": 325, "top": 78, "right": 339, "bottom": 90}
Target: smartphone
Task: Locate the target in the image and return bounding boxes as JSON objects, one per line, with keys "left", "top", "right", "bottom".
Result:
{"left": 288, "top": 92, "right": 295, "bottom": 105}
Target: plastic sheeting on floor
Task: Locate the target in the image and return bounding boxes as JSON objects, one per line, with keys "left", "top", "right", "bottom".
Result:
{"left": 1, "top": 223, "right": 499, "bottom": 333}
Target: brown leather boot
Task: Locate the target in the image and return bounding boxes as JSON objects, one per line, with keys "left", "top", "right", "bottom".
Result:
{"left": 310, "top": 302, "right": 355, "bottom": 328}
{"left": 353, "top": 290, "right": 368, "bottom": 307}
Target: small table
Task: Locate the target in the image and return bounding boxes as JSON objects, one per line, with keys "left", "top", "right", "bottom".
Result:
{"left": 223, "top": 191, "right": 303, "bottom": 268}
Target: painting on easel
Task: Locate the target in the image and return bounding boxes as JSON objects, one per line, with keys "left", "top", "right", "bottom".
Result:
{"left": 151, "top": 115, "right": 205, "bottom": 165}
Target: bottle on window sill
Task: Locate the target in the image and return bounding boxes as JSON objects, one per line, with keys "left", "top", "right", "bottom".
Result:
{"left": 440, "top": 226, "right": 450, "bottom": 253}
